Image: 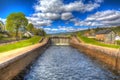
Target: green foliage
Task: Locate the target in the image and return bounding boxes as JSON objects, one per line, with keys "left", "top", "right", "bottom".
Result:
{"left": 22, "top": 35, "right": 31, "bottom": 39}
{"left": 0, "top": 36, "right": 41, "bottom": 52}
{"left": 0, "top": 33, "right": 4, "bottom": 39}
{"left": 33, "top": 28, "right": 46, "bottom": 36}
{"left": 111, "top": 26, "right": 120, "bottom": 35}
{"left": 6, "top": 12, "right": 28, "bottom": 38}
{"left": 26, "top": 23, "right": 46, "bottom": 36}
{"left": 78, "top": 33, "right": 120, "bottom": 49}
{"left": 26, "top": 23, "right": 34, "bottom": 33}
{"left": 116, "top": 40, "right": 120, "bottom": 45}
{"left": 0, "top": 21, "right": 4, "bottom": 32}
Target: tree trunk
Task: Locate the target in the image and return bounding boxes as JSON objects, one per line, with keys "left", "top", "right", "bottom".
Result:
{"left": 15, "top": 27, "right": 19, "bottom": 40}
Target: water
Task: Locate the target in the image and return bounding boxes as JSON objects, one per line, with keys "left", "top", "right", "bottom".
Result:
{"left": 24, "top": 46, "right": 119, "bottom": 80}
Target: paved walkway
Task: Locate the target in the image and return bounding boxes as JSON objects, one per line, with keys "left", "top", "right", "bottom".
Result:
{"left": 71, "top": 37, "right": 119, "bottom": 56}
{"left": 0, "top": 38, "right": 48, "bottom": 67}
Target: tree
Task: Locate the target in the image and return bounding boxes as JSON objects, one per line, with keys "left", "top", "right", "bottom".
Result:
{"left": 6, "top": 12, "right": 28, "bottom": 39}
{"left": 0, "top": 21, "right": 5, "bottom": 32}
{"left": 26, "top": 23, "right": 34, "bottom": 33}
{"left": 40, "top": 29, "right": 46, "bottom": 36}
{"left": 33, "top": 28, "right": 46, "bottom": 36}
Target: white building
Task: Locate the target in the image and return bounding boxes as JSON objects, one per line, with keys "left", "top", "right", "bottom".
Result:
{"left": 115, "top": 36, "right": 120, "bottom": 40}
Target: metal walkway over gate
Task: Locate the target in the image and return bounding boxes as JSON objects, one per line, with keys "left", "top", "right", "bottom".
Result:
{"left": 50, "top": 36, "right": 70, "bottom": 45}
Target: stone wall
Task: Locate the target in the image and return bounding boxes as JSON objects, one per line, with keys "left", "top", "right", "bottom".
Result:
{"left": 70, "top": 37, "right": 120, "bottom": 73}
{"left": 0, "top": 38, "right": 50, "bottom": 80}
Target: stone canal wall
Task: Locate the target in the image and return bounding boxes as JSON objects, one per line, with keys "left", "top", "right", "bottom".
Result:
{"left": 70, "top": 37, "right": 120, "bottom": 73}
{"left": 0, "top": 38, "right": 50, "bottom": 80}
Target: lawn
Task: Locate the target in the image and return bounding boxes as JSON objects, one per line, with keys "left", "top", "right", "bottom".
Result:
{"left": 77, "top": 33, "right": 120, "bottom": 49}
{"left": 0, "top": 36, "right": 41, "bottom": 53}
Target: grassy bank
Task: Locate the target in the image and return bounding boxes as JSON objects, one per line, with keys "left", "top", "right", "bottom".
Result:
{"left": 0, "top": 36, "right": 41, "bottom": 53}
{"left": 77, "top": 33, "right": 120, "bottom": 49}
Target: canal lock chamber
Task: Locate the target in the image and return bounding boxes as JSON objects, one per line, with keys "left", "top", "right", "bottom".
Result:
{"left": 13, "top": 37, "right": 120, "bottom": 80}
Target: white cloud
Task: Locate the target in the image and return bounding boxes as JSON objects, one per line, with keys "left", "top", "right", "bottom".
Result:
{"left": 34, "top": 0, "right": 102, "bottom": 13}
{"left": 44, "top": 26, "right": 87, "bottom": 34}
{"left": 27, "top": 17, "right": 40, "bottom": 23}
{"left": 34, "top": 0, "right": 63, "bottom": 13}
{"left": 86, "top": 10, "right": 120, "bottom": 21}
{"left": 84, "top": 3, "right": 100, "bottom": 12}
{"left": 35, "top": 0, "right": 102, "bottom": 13}
{"left": 63, "top": 1, "right": 100, "bottom": 12}
{"left": 73, "top": 10, "right": 120, "bottom": 27}
{"left": 58, "top": 26, "right": 88, "bottom": 32}
{"left": 0, "top": 0, "right": 104, "bottom": 34}
{"left": 58, "top": 26, "right": 75, "bottom": 31}
{"left": 28, "top": 0, "right": 103, "bottom": 28}
{"left": 27, "top": 16, "right": 52, "bottom": 27}
{"left": 33, "top": 13, "right": 60, "bottom": 20}
{"left": 44, "top": 28, "right": 59, "bottom": 34}
{"left": 95, "top": 0, "right": 103, "bottom": 3}
{"left": 35, "top": 20, "right": 52, "bottom": 26}
{"left": 61, "top": 12, "right": 73, "bottom": 20}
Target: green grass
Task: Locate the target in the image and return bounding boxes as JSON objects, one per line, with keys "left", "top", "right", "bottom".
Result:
{"left": 0, "top": 37, "right": 16, "bottom": 41}
{"left": 77, "top": 33, "right": 120, "bottom": 49}
{"left": 0, "top": 36, "right": 41, "bottom": 53}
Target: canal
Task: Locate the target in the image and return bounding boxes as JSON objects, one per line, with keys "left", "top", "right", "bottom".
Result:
{"left": 22, "top": 46, "right": 119, "bottom": 80}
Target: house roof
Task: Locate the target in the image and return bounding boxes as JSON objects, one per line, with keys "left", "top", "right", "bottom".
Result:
{"left": 96, "top": 30, "right": 112, "bottom": 34}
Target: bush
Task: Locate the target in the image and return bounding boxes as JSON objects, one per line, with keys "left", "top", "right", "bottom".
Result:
{"left": 0, "top": 33, "right": 4, "bottom": 39}
{"left": 116, "top": 40, "right": 120, "bottom": 45}
{"left": 22, "top": 35, "right": 31, "bottom": 39}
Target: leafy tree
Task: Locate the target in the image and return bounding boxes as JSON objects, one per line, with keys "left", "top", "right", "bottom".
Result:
{"left": 40, "top": 29, "right": 46, "bottom": 36}
{"left": 26, "top": 23, "right": 46, "bottom": 36}
{"left": 6, "top": 12, "right": 28, "bottom": 39}
{"left": 33, "top": 28, "right": 46, "bottom": 36}
{"left": 0, "top": 21, "right": 5, "bottom": 32}
{"left": 26, "top": 23, "right": 34, "bottom": 33}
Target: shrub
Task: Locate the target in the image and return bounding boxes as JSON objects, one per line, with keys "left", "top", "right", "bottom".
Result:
{"left": 116, "top": 40, "right": 120, "bottom": 45}
{"left": 0, "top": 33, "right": 3, "bottom": 39}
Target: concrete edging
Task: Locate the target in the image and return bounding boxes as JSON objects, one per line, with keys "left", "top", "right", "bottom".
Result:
{"left": 0, "top": 38, "right": 50, "bottom": 80}
{"left": 70, "top": 37, "right": 120, "bottom": 73}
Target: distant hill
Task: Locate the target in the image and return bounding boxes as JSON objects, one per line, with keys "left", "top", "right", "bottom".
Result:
{"left": 48, "top": 31, "right": 75, "bottom": 36}
{"left": 47, "top": 26, "right": 120, "bottom": 36}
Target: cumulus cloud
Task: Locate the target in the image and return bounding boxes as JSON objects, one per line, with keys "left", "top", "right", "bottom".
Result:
{"left": 44, "top": 26, "right": 86, "bottom": 34}
{"left": 34, "top": 0, "right": 63, "bottom": 13}
{"left": 33, "top": 13, "right": 60, "bottom": 20}
{"left": 34, "top": 0, "right": 102, "bottom": 13}
{"left": 58, "top": 26, "right": 75, "bottom": 31}
{"left": 86, "top": 10, "right": 120, "bottom": 21}
{"left": 63, "top": 1, "right": 100, "bottom": 12}
{"left": 61, "top": 12, "right": 73, "bottom": 20}
{"left": 73, "top": 10, "right": 120, "bottom": 27}
{"left": 28, "top": 0, "right": 103, "bottom": 28}
{"left": 35, "top": 20, "right": 52, "bottom": 26}
{"left": 27, "top": 17, "right": 52, "bottom": 26}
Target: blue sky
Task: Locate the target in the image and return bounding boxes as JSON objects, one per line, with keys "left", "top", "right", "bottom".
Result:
{"left": 0, "top": 0, "right": 120, "bottom": 34}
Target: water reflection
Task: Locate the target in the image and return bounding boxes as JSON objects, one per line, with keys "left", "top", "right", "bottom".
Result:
{"left": 24, "top": 46, "right": 119, "bottom": 80}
